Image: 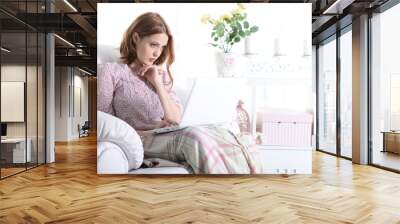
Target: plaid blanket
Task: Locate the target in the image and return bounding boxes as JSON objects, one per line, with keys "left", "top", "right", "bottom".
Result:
{"left": 143, "top": 124, "right": 263, "bottom": 174}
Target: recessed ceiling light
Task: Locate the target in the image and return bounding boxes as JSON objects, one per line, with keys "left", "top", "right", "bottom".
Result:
{"left": 54, "top": 34, "right": 75, "bottom": 48}
{"left": 1, "top": 47, "right": 11, "bottom": 53}
{"left": 63, "top": 0, "right": 78, "bottom": 12}
{"left": 322, "top": 0, "right": 354, "bottom": 15}
{"left": 77, "top": 67, "right": 92, "bottom": 76}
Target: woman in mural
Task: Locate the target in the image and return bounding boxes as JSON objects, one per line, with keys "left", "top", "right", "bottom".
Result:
{"left": 98, "top": 12, "right": 261, "bottom": 174}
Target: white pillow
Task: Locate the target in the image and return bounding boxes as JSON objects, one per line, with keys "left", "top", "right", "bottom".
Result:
{"left": 97, "top": 44, "right": 120, "bottom": 64}
{"left": 97, "top": 111, "right": 143, "bottom": 170}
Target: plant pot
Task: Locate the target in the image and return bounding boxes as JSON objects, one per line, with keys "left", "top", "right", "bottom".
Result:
{"left": 215, "top": 52, "right": 241, "bottom": 77}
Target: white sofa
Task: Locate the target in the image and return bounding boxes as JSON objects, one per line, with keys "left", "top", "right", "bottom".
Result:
{"left": 97, "top": 111, "right": 191, "bottom": 174}
{"left": 97, "top": 143, "right": 190, "bottom": 174}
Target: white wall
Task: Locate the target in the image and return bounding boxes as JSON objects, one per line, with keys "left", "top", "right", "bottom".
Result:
{"left": 1, "top": 65, "right": 35, "bottom": 138}
{"left": 1, "top": 64, "right": 46, "bottom": 163}
{"left": 55, "top": 67, "right": 69, "bottom": 141}
{"left": 1, "top": 66, "right": 25, "bottom": 125}
{"left": 55, "top": 67, "right": 89, "bottom": 141}
{"left": 1, "top": 65, "right": 26, "bottom": 140}
{"left": 72, "top": 73, "right": 89, "bottom": 138}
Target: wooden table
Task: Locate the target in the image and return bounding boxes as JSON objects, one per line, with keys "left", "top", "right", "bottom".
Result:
{"left": 382, "top": 131, "right": 400, "bottom": 154}
{"left": 1, "top": 138, "right": 31, "bottom": 164}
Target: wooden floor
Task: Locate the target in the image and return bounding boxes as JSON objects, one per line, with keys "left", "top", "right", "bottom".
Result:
{"left": 1, "top": 135, "right": 400, "bottom": 223}
{"left": 1, "top": 167, "right": 25, "bottom": 178}
{"left": 1, "top": 163, "right": 44, "bottom": 178}
{"left": 373, "top": 151, "right": 400, "bottom": 171}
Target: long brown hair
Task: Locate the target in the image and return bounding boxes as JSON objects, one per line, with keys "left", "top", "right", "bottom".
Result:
{"left": 120, "top": 12, "right": 175, "bottom": 87}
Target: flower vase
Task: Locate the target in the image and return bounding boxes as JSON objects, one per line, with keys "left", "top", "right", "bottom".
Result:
{"left": 215, "top": 52, "right": 240, "bottom": 77}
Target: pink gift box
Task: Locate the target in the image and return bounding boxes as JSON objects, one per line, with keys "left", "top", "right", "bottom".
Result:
{"left": 258, "top": 110, "right": 313, "bottom": 147}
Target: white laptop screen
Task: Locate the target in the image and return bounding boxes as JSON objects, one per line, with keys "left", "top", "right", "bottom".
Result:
{"left": 179, "top": 78, "right": 244, "bottom": 127}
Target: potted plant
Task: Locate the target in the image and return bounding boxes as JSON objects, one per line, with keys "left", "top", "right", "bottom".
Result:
{"left": 201, "top": 3, "right": 259, "bottom": 77}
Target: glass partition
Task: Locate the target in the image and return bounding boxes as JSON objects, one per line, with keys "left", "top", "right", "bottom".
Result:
{"left": 339, "top": 28, "right": 352, "bottom": 158}
{"left": 38, "top": 32, "right": 45, "bottom": 165}
{"left": 26, "top": 0, "right": 43, "bottom": 169}
{"left": 27, "top": 31, "right": 38, "bottom": 169}
{"left": 317, "top": 36, "right": 337, "bottom": 155}
{"left": 1, "top": 30, "right": 28, "bottom": 178}
{"left": 0, "top": 1, "right": 46, "bottom": 179}
{"left": 371, "top": 4, "right": 400, "bottom": 171}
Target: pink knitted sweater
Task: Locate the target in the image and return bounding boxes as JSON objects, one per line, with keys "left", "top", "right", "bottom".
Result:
{"left": 98, "top": 63, "right": 182, "bottom": 130}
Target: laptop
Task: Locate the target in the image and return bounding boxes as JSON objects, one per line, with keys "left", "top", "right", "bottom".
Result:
{"left": 144, "top": 77, "right": 244, "bottom": 134}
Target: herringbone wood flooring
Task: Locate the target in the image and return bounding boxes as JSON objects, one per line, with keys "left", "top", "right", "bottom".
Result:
{"left": 1, "top": 167, "right": 25, "bottom": 177}
{"left": 1, "top": 135, "right": 400, "bottom": 223}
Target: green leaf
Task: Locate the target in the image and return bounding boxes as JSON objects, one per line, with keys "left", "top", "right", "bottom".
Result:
{"left": 211, "top": 32, "right": 215, "bottom": 37}
{"left": 216, "top": 23, "right": 227, "bottom": 37}
{"left": 232, "top": 28, "right": 238, "bottom": 35}
{"left": 232, "top": 26, "right": 238, "bottom": 33}
{"left": 228, "top": 33, "right": 236, "bottom": 41}
{"left": 245, "top": 30, "right": 251, "bottom": 35}
{"left": 217, "top": 27, "right": 224, "bottom": 37}
{"left": 214, "top": 37, "right": 218, "bottom": 41}
{"left": 234, "top": 36, "right": 241, "bottom": 42}
{"left": 236, "top": 22, "right": 242, "bottom": 31}
{"left": 250, "top": 26, "right": 259, "bottom": 33}
{"left": 244, "top": 21, "right": 249, "bottom": 29}
{"left": 239, "top": 30, "right": 245, "bottom": 37}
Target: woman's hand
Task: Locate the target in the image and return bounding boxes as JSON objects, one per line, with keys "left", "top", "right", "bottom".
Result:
{"left": 151, "top": 120, "right": 172, "bottom": 129}
{"left": 139, "top": 65, "right": 164, "bottom": 88}
{"left": 136, "top": 63, "right": 182, "bottom": 124}
{"left": 137, "top": 120, "right": 172, "bottom": 135}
